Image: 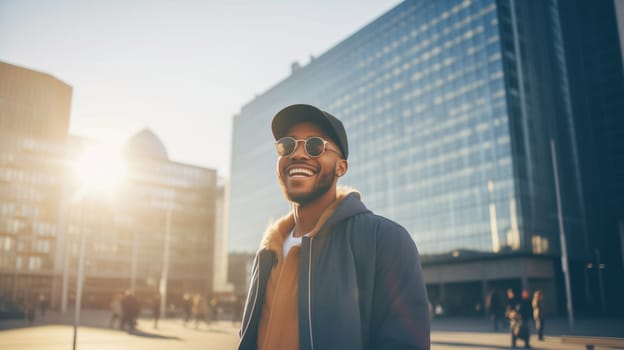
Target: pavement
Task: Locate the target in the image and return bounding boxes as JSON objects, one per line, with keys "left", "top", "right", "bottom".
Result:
{"left": 1, "top": 309, "right": 623, "bottom": 349}
{"left": 0, "top": 309, "right": 239, "bottom": 350}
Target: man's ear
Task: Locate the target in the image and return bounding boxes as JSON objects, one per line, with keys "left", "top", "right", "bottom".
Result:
{"left": 335, "top": 159, "right": 348, "bottom": 177}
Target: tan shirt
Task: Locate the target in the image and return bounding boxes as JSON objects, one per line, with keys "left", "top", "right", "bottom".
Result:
{"left": 258, "top": 242, "right": 301, "bottom": 350}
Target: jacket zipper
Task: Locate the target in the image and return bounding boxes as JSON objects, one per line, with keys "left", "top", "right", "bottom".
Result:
{"left": 239, "top": 255, "right": 261, "bottom": 346}
{"left": 307, "top": 236, "right": 314, "bottom": 350}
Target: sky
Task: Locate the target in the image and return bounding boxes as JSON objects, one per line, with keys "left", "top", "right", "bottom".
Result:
{"left": 0, "top": 0, "right": 401, "bottom": 176}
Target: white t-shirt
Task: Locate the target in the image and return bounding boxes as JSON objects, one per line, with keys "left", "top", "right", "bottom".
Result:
{"left": 283, "top": 229, "right": 303, "bottom": 258}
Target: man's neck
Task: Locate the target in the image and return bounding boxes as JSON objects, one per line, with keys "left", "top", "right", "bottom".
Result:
{"left": 292, "top": 189, "right": 337, "bottom": 237}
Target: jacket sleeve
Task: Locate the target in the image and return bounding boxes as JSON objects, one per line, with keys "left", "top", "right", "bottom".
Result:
{"left": 238, "top": 249, "right": 276, "bottom": 350}
{"left": 371, "top": 222, "right": 430, "bottom": 350}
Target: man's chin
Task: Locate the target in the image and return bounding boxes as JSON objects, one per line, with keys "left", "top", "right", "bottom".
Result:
{"left": 286, "top": 190, "right": 319, "bottom": 205}
{"left": 279, "top": 172, "right": 335, "bottom": 206}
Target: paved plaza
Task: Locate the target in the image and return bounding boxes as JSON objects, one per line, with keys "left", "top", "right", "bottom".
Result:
{"left": 1, "top": 309, "right": 623, "bottom": 349}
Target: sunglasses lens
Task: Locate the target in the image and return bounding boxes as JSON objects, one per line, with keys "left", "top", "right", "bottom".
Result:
{"left": 305, "top": 137, "right": 325, "bottom": 157}
{"left": 276, "top": 137, "right": 296, "bottom": 156}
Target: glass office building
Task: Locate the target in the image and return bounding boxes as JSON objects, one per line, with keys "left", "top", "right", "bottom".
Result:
{"left": 229, "top": 0, "right": 624, "bottom": 314}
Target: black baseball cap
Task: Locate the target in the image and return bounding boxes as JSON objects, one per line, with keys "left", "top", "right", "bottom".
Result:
{"left": 271, "top": 104, "right": 349, "bottom": 159}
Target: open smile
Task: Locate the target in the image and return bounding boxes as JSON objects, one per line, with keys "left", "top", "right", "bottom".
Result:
{"left": 286, "top": 165, "right": 317, "bottom": 178}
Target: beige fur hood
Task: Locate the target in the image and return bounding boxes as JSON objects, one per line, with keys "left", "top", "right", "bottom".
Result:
{"left": 259, "top": 186, "right": 359, "bottom": 257}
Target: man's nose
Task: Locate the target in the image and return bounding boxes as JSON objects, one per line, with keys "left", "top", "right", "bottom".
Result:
{"left": 289, "top": 140, "right": 309, "bottom": 159}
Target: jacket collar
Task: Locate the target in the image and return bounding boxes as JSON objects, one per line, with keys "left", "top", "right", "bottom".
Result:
{"left": 259, "top": 186, "right": 366, "bottom": 260}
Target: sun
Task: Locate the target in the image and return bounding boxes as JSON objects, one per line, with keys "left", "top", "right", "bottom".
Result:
{"left": 72, "top": 142, "right": 127, "bottom": 195}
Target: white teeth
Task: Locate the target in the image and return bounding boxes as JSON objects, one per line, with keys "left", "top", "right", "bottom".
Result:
{"left": 289, "top": 167, "right": 314, "bottom": 176}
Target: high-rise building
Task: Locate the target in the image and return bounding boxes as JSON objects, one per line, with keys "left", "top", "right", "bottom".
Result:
{"left": 228, "top": 0, "right": 624, "bottom": 315}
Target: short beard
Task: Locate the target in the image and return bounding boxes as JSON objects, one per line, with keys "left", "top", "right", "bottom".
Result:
{"left": 281, "top": 171, "right": 336, "bottom": 206}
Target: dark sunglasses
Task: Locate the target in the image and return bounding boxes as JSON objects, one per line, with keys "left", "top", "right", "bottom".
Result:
{"left": 275, "top": 136, "right": 340, "bottom": 158}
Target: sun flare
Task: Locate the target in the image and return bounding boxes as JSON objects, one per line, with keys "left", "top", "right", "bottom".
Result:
{"left": 73, "top": 142, "right": 126, "bottom": 194}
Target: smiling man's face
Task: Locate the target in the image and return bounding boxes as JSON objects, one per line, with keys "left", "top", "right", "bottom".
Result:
{"left": 276, "top": 122, "right": 346, "bottom": 205}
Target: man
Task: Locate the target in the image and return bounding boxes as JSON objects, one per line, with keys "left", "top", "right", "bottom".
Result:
{"left": 485, "top": 289, "right": 504, "bottom": 331}
{"left": 505, "top": 288, "right": 517, "bottom": 320}
{"left": 508, "top": 289, "right": 532, "bottom": 349}
{"left": 238, "top": 104, "right": 430, "bottom": 350}
{"left": 532, "top": 290, "right": 544, "bottom": 340}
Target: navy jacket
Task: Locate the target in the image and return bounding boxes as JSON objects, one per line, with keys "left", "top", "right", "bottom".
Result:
{"left": 238, "top": 192, "right": 430, "bottom": 350}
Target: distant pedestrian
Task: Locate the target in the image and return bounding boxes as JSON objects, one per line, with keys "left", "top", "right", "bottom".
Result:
{"left": 38, "top": 294, "right": 49, "bottom": 317}
{"left": 182, "top": 293, "right": 192, "bottom": 326}
{"left": 192, "top": 294, "right": 208, "bottom": 329}
{"left": 25, "top": 298, "right": 36, "bottom": 323}
{"left": 109, "top": 292, "right": 123, "bottom": 328}
{"left": 152, "top": 293, "right": 161, "bottom": 329}
{"left": 121, "top": 290, "right": 141, "bottom": 332}
{"left": 532, "top": 290, "right": 545, "bottom": 340}
{"left": 509, "top": 290, "right": 532, "bottom": 348}
{"left": 209, "top": 297, "right": 219, "bottom": 322}
{"left": 485, "top": 289, "right": 504, "bottom": 331}
{"left": 504, "top": 289, "right": 517, "bottom": 321}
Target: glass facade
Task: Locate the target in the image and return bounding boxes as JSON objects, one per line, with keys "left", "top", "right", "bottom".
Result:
{"left": 553, "top": 0, "right": 624, "bottom": 313}
{"left": 229, "top": 0, "right": 557, "bottom": 259}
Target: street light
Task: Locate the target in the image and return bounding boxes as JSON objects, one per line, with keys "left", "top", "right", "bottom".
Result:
{"left": 159, "top": 204, "right": 173, "bottom": 319}
{"left": 69, "top": 142, "right": 125, "bottom": 350}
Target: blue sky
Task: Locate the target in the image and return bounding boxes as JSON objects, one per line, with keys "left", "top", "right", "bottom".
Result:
{"left": 0, "top": 0, "right": 400, "bottom": 175}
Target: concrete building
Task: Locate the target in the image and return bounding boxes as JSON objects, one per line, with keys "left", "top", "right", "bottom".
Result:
{"left": 59, "top": 129, "right": 219, "bottom": 310}
{"left": 0, "top": 62, "right": 72, "bottom": 141}
{"left": 0, "top": 61, "right": 72, "bottom": 309}
{"left": 0, "top": 62, "right": 220, "bottom": 314}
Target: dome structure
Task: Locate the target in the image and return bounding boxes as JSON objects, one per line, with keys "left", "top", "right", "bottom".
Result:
{"left": 124, "top": 129, "right": 169, "bottom": 160}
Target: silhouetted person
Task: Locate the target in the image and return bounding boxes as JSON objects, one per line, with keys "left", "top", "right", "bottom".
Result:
{"left": 38, "top": 294, "right": 49, "bottom": 317}
{"left": 25, "top": 298, "right": 36, "bottom": 323}
{"left": 532, "top": 290, "right": 544, "bottom": 340}
{"left": 485, "top": 289, "right": 504, "bottom": 331}
{"left": 209, "top": 297, "right": 219, "bottom": 322}
{"left": 505, "top": 289, "right": 517, "bottom": 324}
{"left": 182, "top": 293, "right": 192, "bottom": 326}
{"left": 152, "top": 293, "right": 161, "bottom": 329}
{"left": 109, "top": 292, "right": 123, "bottom": 328}
{"left": 121, "top": 290, "right": 140, "bottom": 332}
{"left": 509, "top": 290, "right": 532, "bottom": 348}
{"left": 192, "top": 293, "right": 208, "bottom": 329}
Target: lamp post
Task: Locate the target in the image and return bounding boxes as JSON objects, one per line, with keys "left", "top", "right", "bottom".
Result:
{"left": 131, "top": 231, "right": 138, "bottom": 292}
{"left": 159, "top": 204, "right": 173, "bottom": 318}
{"left": 69, "top": 142, "right": 125, "bottom": 350}
{"left": 72, "top": 197, "right": 89, "bottom": 350}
